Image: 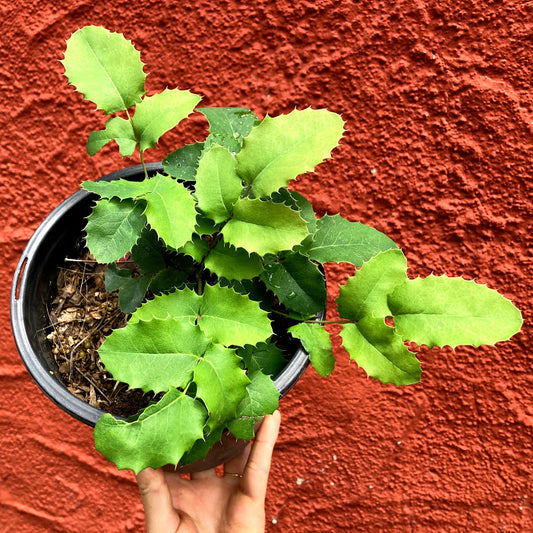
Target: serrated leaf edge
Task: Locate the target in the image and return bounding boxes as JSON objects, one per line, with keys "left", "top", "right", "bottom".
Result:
{"left": 61, "top": 27, "right": 147, "bottom": 114}
{"left": 389, "top": 274, "right": 524, "bottom": 349}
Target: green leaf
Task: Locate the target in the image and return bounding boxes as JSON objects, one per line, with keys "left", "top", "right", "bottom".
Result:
{"left": 85, "top": 175, "right": 198, "bottom": 250}
{"left": 340, "top": 316, "right": 421, "bottom": 385}
{"left": 219, "top": 278, "right": 276, "bottom": 312}
{"left": 163, "top": 142, "right": 204, "bottom": 181}
{"left": 199, "top": 107, "right": 259, "bottom": 153}
{"left": 289, "top": 323, "right": 335, "bottom": 377}
{"left": 98, "top": 317, "right": 210, "bottom": 393}
{"left": 222, "top": 197, "right": 309, "bottom": 255}
{"left": 195, "top": 146, "right": 243, "bottom": 223}
{"left": 261, "top": 252, "right": 326, "bottom": 317}
{"left": 237, "top": 342, "right": 287, "bottom": 377}
{"left": 94, "top": 388, "right": 207, "bottom": 473}
{"left": 85, "top": 198, "right": 146, "bottom": 263}
{"left": 179, "top": 234, "right": 210, "bottom": 263}
{"left": 194, "top": 344, "right": 250, "bottom": 430}
{"left": 130, "top": 228, "right": 167, "bottom": 274}
{"left": 180, "top": 427, "right": 224, "bottom": 465}
{"left": 132, "top": 89, "right": 201, "bottom": 152}
{"left": 131, "top": 284, "right": 273, "bottom": 347}
{"left": 388, "top": 276, "right": 523, "bottom": 348}
{"left": 198, "top": 284, "right": 273, "bottom": 347}
{"left": 142, "top": 174, "right": 197, "bottom": 250}
{"left": 117, "top": 275, "right": 151, "bottom": 314}
{"left": 87, "top": 116, "right": 137, "bottom": 156}
{"left": 105, "top": 263, "right": 132, "bottom": 292}
{"left": 129, "top": 287, "right": 202, "bottom": 324}
{"left": 195, "top": 215, "right": 221, "bottom": 236}
{"left": 337, "top": 249, "right": 408, "bottom": 321}
{"left": 105, "top": 264, "right": 151, "bottom": 313}
{"left": 149, "top": 268, "right": 190, "bottom": 294}
{"left": 62, "top": 26, "right": 146, "bottom": 114}
{"left": 205, "top": 241, "right": 264, "bottom": 281}
{"left": 271, "top": 188, "right": 317, "bottom": 235}
{"left": 82, "top": 178, "right": 153, "bottom": 199}
{"left": 306, "top": 214, "right": 398, "bottom": 266}
{"left": 236, "top": 108, "right": 344, "bottom": 197}
{"left": 228, "top": 355, "right": 280, "bottom": 440}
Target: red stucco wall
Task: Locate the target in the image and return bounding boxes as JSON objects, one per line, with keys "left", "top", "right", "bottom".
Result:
{"left": 2, "top": 1, "right": 531, "bottom": 531}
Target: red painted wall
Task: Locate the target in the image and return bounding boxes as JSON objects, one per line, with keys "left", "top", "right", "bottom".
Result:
{"left": 2, "top": 0, "right": 531, "bottom": 531}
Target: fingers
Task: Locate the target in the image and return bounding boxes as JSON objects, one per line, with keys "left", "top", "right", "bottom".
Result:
{"left": 241, "top": 410, "right": 281, "bottom": 502}
{"left": 136, "top": 468, "right": 181, "bottom": 533}
{"left": 223, "top": 441, "right": 252, "bottom": 479}
{"left": 191, "top": 467, "right": 217, "bottom": 480}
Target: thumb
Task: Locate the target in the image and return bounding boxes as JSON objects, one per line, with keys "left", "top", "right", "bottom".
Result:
{"left": 136, "top": 468, "right": 181, "bottom": 533}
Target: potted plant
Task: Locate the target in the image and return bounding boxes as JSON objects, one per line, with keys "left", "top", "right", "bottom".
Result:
{"left": 11, "top": 26, "right": 522, "bottom": 475}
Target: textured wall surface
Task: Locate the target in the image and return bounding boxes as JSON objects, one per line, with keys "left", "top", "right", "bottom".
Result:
{"left": 1, "top": 0, "right": 531, "bottom": 531}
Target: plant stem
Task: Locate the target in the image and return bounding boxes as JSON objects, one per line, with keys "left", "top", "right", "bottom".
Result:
{"left": 305, "top": 319, "right": 353, "bottom": 325}
{"left": 196, "top": 271, "right": 203, "bottom": 295}
{"left": 139, "top": 150, "right": 149, "bottom": 180}
{"left": 125, "top": 108, "right": 149, "bottom": 180}
{"left": 269, "top": 309, "right": 352, "bottom": 325}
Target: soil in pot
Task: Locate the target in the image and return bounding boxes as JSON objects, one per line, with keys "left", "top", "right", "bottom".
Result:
{"left": 45, "top": 248, "right": 160, "bottom": 418}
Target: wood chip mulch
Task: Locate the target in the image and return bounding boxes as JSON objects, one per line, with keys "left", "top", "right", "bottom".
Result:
{"left": 45, "top": 251, "right": 158, "bottom": 419}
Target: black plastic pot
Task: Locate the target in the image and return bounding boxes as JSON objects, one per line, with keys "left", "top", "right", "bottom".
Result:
{"left": 11, "top": 163, "right": 317, "bottom": 471}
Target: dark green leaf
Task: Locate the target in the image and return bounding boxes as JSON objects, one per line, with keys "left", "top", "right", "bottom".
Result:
{"left": 131, "top": 228, "right": 167, "bottom": 274}
{"left": 117, "top": 275, "right": 151, "bottom": 314}
{"left": 105, "top": 263, "right": 132, "bottom": 292}
{"left": 306, "top": 214, "right": 398, "bottom": 266}
{"left": 180, "top": 427, "right": 224, "bottom": 466}
{"left": 149, "top": 268, "right": 190, "bottom": 294}
{"left": 261, "top": 252, "right": 326, "bottom": 317}
{"left": 238, "top": 342, "right": 287, "bottom": 377}
{"left": 228, "top": 362, "right": 279, "bottom": 440}
{"left": 85, "top": 198, "right": 146, "bottom": 263}
{"left": 163, "top": 142, "right": 204, "bottom": 181}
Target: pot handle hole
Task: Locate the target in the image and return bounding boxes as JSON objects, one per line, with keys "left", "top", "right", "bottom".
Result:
{"left": 14, "top": 257, "right": 28, "bottom": 300}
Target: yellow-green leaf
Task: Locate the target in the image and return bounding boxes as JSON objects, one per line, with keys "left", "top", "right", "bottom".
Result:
{"left": 236, "top": 108, "right": 344, "bottom": 197}
{"left": 62, "top": 26, "right": 146, "bottom": 114}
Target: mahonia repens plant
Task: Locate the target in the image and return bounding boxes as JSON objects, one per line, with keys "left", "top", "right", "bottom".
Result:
{"left": 62, "top": 26, "right": 523, "bottom": 474}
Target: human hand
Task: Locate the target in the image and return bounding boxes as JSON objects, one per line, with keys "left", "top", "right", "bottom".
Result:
{"left": 136, "top": 410, "right": 281, "bottom": 533}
